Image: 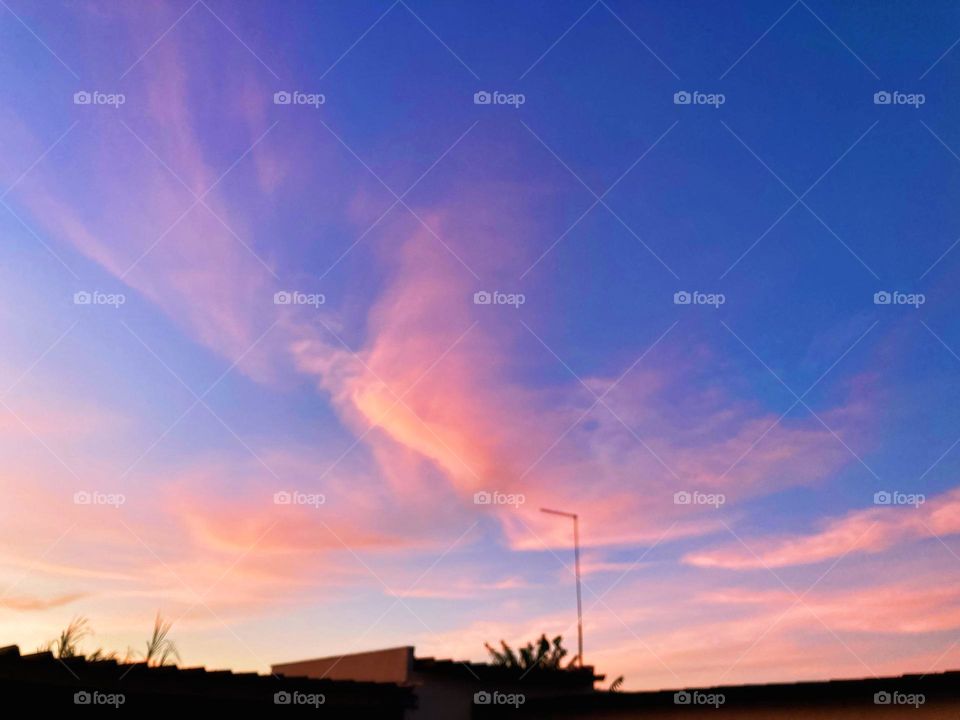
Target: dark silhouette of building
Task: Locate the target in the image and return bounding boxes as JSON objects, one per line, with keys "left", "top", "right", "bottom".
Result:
{"left": 12, "top": 637, "right": 959, "bottom": 718}
{"left": 477, "top": 671, "right": 960, "bottom": 719}
{"left": 273, "top": 645, "right": 601, "bottom": 719}
{"left": 0, "top": 644, "right": 413, "bottom": 716}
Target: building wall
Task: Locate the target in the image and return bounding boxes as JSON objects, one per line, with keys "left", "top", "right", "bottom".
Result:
{"left": 273, "top": 650, "right": 598, "bottom": 720}
{"left": 410, "top": 674, "right": 474, "bottom": 720}
{"left": 272, "top": 646, "right": 414, "bottom": 684}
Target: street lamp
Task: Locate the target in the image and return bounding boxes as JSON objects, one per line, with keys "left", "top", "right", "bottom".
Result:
{"left": 540, "top": 507, "right": 583, "bottom": 667}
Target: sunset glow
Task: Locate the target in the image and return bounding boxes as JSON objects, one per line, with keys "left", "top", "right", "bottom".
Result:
{"left": 1, "top": 0, "right": 959, "bottom": 691}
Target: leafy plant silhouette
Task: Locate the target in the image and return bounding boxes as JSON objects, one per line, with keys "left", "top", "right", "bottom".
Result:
{"left": 484, "top": 634, "right": 577, "bottom": 670}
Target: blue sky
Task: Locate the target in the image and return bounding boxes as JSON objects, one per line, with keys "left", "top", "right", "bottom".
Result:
{"left": 1, "top": 0, "right": 959, "bottom": 690}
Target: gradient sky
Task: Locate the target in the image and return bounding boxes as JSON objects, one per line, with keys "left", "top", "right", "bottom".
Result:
{"left": 1, "top": 0, "right": 959, "bottom": 691}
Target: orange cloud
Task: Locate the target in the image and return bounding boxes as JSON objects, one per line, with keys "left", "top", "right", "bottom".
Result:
{"left": 0, "top": 593, "right": 85, "bottom": 611}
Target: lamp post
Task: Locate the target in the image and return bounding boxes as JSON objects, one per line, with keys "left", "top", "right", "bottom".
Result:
{"left": 540, "top": 507, "right": 583, "bottom": 667}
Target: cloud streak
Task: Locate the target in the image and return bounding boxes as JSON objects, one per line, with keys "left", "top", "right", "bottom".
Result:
{"left": 685, "top": 487, "right": 960, "bottom": 569}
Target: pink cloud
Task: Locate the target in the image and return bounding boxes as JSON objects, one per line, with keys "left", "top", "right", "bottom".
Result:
{"left": 0, "top": 0, "right": 876, "bottom": 559}
{"left": 430, "top": 558, "right": 960, "bottom": 690}
{"left": 393, "top": 577, "right": 531, "bottom": 600}
{"left": 685, "top": 486, "right": 960, "bottom": 569}
{"left": 0, "top": 14, "right": 290, "bottom": 382}
{"left": 287, "top": 202, "right": 876, "bottom": 551}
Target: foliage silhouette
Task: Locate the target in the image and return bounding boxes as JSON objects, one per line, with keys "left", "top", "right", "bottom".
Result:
{"left": 143, "top": 613, "right": 180, "bottom": 666}
{"left": 484, "top": 634, "right": 577, "bottom": 670}
{"left": 40, "top": 613, "right": 178, "bottom": 666}
{"left": 40, "top": 615, "right": 90, "bottom": 658}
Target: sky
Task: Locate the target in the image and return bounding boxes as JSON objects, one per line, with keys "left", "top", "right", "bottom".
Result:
{"left": 0, "top": 0, "right": 959, "bottom": 691}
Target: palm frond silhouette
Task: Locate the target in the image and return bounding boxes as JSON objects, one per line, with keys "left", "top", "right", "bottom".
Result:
{"left": 484, "top": 634, "right": 575, "bottom": 669}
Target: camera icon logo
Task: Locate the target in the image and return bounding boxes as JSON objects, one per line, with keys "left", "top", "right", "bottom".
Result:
{"left": 73, "top": 91, "right": 92, "bottom": 105}
{"left": 274, "top": 291, "right": 292, "bottom": 305}
{"left": 274, "top": 91, "right": 292, "bottom": 105}
{"left": 73, "top": 491, "right": 92, "bottom": 505}
{"left": 74, "top": 291, "right": 92, "bottom": 305}
{"left": 473, "top": 290, "right": 492, "bottom": 305}
{"left": 474, "top": 691, "right": 492, "bottom": 705}
{"left": 674, "top": 691, "right": 692, "bottom": 705}
{"left": 873, "top": 91, "right": 892, "bottom": 105}
{"left": 474, "top": 91, "right": 492, "bottom": 105}
{"left": 673, "top": 91, "right": 691, "bottom": 105}
{"left": 673, "top": 290, "right": 691, "bottom": 305}
{"left": 274, "top": 691, "right": 292, "bottom": 705}
{"left": 474, "top": 491, "right": 492, "bottom": 505}
{"left": 673, "top": 491, "right": 691, "bottom": 505}
{"left": 873, "top": 291, "right": 891, "bottom": 305}
{"left": 274, "top": 491, "right": 292, "bottom": 505}
{"left": 74, "top": 691, "right": 92, "bottom": 705}
{"left": 874, "top": 691, "right": 891, "bottom": 705}
{"left": 874, "top": 491, "right": 892, "bottom": 505}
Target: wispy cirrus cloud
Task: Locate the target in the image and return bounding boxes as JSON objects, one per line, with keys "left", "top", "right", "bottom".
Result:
{"left": 1, "top": 0, "right": 877, "bottom": 558}
{"left": 0, "top": 0, "right": 911, "bottom": 688}
{"left": 0, "top": 593, "right": 85, "bottom": 611}
{"left": 297, "top": 217, "right": 874, "bottom": 550}
{"left": 685, "top": 486, "right": 960, "bottom": 570}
